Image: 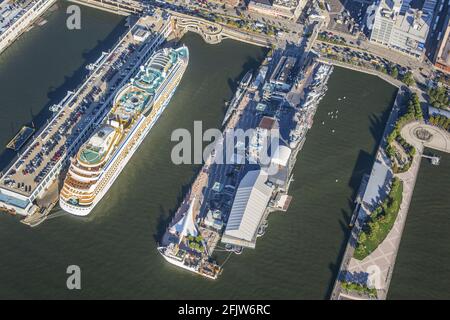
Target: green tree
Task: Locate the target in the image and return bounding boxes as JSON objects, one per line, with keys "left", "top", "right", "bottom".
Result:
{"left": 390, "top": 67, "right": 398, "bottom": 79}
{"left": 402, "top": 71, "right": 415, "bottom": 86}
{"left": 359, "top": 232, "right": 367, "bottom": 244}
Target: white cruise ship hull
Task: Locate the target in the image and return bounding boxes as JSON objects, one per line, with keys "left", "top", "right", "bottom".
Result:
{"left": 59, "top": 80, "right": 181, "bottom": 216}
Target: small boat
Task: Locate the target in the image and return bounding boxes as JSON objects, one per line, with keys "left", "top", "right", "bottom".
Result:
{"left": 257, "top": 225, "right": 266, "bottom": 237}
{"left": 233, "top": 246, "right": 243, "bottom": 255}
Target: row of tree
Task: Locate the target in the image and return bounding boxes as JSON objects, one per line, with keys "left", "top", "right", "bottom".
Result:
{"left": 341, "top": 281, "right": 377, "bottom": 298}
{"left": 375, "top": 65, "right": 415, "bottom": 86}
{"left": 401, "top": 71, "right": 415, "bottom": 86}
{"left": 387, "top": 93, "right": 423, "bottom": 145}
{"left": 385, "top": 93, "right": 422, "bottom": 172}
{"left": 429, "top": 115, "right": 450, "bottom": 131}
{"left": 354, "top": 177, "right": 403, "bottom": 260}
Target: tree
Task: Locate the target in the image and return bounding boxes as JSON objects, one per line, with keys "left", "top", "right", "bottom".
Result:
{"left": 359, "top": 232, "right": 367, "bottom": 244}
{"left": 428, "top": 86, "right": 449, "bottom": 109}
{"left": 390, "top": 67, "right": 398, "bottom": 79}
{"left": 402, "top": 71, "right": 415, "bottom": 86}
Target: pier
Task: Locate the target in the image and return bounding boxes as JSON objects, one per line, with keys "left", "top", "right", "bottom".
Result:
{"left": 331, "top": 87, "right": 450, "bottom": 299}
{"left": 68, "top": 0, "right": 276, "bottom": 47}
{"left": 0, "top": 1, "right": 283, "bottom": 225}
{"left": 159, "top": 45, "right": 335, "bottom": 278}
{"left": 0, "top": 13, "right": 171, "bottom": 218}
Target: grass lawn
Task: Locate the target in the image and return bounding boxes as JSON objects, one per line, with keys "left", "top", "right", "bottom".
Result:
{"left": 354, "top": 177, "right": 403, "bottom": 260}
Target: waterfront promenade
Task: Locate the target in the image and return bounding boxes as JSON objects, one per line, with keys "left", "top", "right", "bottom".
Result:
{"left": 169, "top": 10, "right": 274, "bottom": 48}
{"left": 401, "top": 122, "right": 450, "bottom": 154}
{"left": 339, "top": 149, "right": 422, "bottom": 300}
{"left": 317, "top": 57, "right": 403, "bottom": 89}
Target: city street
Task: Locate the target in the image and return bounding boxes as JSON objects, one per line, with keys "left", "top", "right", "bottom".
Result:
{"left": 157, "top": 0, "right": 304, "bottom": 44}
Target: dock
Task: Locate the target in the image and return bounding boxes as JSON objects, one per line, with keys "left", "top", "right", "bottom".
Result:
{"left": 0, "top": 13, "right": 172, "bottom": 218}
{"left": 159, "top": 44, "right": 335, "bottom": 278}
{"left": 6, "top": 126, "right": 35, "bottom": 152}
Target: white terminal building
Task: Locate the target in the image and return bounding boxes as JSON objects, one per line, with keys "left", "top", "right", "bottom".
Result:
{"left": 221, "top": 169, "right": 274, "bottom": 248}
{"left": 247, "top": 0, "right": 306, "bottom": 20}
{"left": 367, "top": 0, "right": 437, "bottom": 59}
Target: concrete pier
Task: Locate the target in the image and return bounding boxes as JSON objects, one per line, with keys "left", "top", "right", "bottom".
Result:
{"left": 331, "top": 86, "right": 450, "bottom": 299}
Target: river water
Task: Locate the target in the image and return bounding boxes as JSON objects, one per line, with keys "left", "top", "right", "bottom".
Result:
{"left": 388, "top": 150, "right": 450, "bottom": 299}
{"left": 0, "top": 3, "right": 447, "bottom": 299}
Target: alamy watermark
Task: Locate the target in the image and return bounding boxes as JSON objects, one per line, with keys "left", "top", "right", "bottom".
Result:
{"left": 170, "top": 121, "right": 283, "bottom": 175}
{"left": 66, "top": 265, "right": 81, "bottom": 290}
{"left": 66, "top": 5, "right": 81, "bottom": 30}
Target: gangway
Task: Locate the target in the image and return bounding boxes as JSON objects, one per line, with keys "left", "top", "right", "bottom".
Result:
{"left": 422, "top": 154, "right": 441, "bottom": 165}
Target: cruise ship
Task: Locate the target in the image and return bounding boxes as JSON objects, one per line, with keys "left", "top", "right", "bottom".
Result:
{"left": 59, "top": 46, "right": 189, "bottom": 216}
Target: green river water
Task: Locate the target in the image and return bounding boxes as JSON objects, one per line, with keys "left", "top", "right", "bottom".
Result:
{"left": 0, "top": 2, "right": 448, "bottom": 299}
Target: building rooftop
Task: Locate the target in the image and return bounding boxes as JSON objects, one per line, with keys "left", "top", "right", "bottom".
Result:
{"left": 258, "top": 116, "right": 278, "bottom": 130}
{"left": 270, "top": 56, "right": 297, "bottom": 87}
{"left": 436, "top": 19, "right": 450, "bottom": 68}
{"left": 251, "top": 0, "right": 273, "bottom": 6}
{"left": 394, "top": 8, "right": 431, "bottom": 41}
{"left": 223, "top": 169, "right": 273, "bottom": 243}
{"left": 273, "top": 0, "right": 298, "bottom": 9}
{"left": 362, "top": 159, "right": 392, "bottom": 210}
{"left": 271, "top": 145, "right": 291, "bottom": 167}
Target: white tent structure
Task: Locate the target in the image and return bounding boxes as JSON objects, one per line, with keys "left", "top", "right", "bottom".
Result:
{"left": 222, "top": 170, "right": 273, "bottom": 248}
{"left": 170, "top": 197, "right": 198, "bottom": 243}
{"left": 271, "top": 145, "right": 291, "bottom": 167}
